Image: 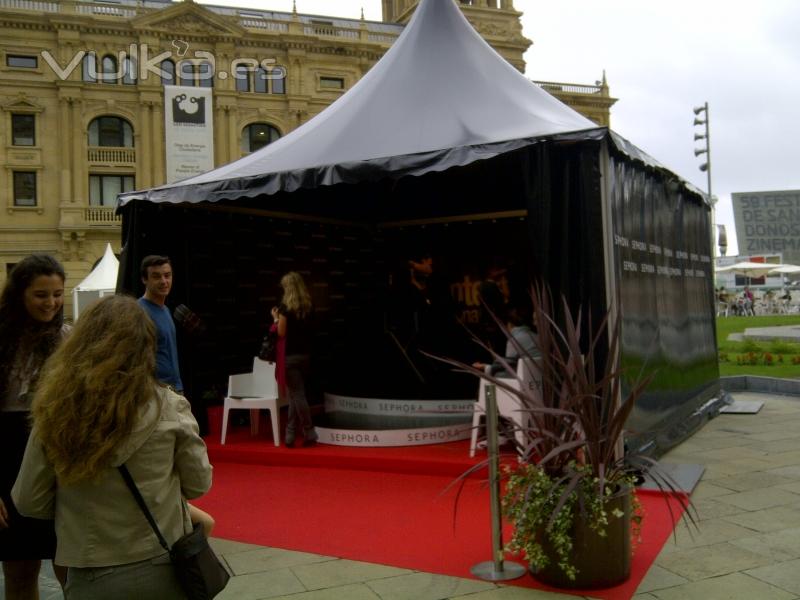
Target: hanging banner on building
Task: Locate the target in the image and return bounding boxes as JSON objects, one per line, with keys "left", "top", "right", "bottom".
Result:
{"left": 164, "top": 86, "right": 214, "bottom": 183}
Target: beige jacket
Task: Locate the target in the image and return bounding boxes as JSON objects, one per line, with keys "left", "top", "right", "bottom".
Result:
{"left": 12, "top": 386, "right": 212, "bottom": 567}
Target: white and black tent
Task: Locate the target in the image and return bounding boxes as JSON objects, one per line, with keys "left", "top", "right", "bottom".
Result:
{"left": 118, "top": 0, "right": 722, "bottom": 454}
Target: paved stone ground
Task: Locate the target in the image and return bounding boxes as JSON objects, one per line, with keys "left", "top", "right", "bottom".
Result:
{"left": 5, "top": 391, "right": 800, "bottom": 600}
{"left": 728, "top": 326, "right": 800, "bottom": 343}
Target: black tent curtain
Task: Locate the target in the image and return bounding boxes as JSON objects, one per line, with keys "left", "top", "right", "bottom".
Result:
{"left": 524, "top": 139, "right": 608, "bottom": 335}
{"left": 607, "top": 149, "right": 720, "bottom": 455}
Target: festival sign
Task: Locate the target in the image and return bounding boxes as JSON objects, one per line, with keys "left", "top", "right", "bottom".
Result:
{"left": 164, "top": 85, "right": 214, "bottom": 183}
{"left": 733, "top": 189, "right": 800, "bottom": 265}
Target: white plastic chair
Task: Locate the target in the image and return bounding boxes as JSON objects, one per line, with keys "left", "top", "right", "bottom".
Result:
{"left": 221, "top": 357, "right": 287, "bottom": 446}
{"left": 470, "top": 357, "right": 541, "bottom": 457}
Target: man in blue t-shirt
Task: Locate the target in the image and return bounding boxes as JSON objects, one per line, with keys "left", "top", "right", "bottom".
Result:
{"left": 138, "top": 255, "right": 183, "bottom": 392}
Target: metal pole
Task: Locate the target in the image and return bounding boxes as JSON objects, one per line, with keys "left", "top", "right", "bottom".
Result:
{"left": 704, "top": 102, "right": 712, "bottom": 212}
{"left": 471, "top": 384, "right": 526, "bottom": 581}
{"left": 705, "top": 102, "right": 715, "bottom": 262}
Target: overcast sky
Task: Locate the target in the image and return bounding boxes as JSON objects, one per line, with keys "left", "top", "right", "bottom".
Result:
{"left": 198, "top": 0, "right": 800, "bottom": 256}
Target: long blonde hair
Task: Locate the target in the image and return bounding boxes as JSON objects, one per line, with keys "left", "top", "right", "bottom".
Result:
{"left": 32, "top": 295, "right": 157, "bottom": 485}
{"left": 280, "top": 271, "right": 312, "bottom": 317}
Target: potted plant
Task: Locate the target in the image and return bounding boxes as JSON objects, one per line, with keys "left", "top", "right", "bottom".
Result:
{"left": 442, "top": 282, "right": 693, "bottom": 588}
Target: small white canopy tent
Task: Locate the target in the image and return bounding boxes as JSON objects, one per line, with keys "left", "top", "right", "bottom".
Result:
{"left": 72, "top": 243, "right": 118, "bottom": 320}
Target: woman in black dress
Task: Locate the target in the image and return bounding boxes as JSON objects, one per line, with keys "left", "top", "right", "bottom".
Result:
{"left": 0, "top": 254, "right": 69, "bottom": 598}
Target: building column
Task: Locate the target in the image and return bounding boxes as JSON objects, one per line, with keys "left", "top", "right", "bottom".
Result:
{"left": 227, "top": 107, "right": 238, "bottom": 161}
{"left": 71, "top": 99, "right": 83, "bottom": 203}
{"left": 151, "top": 102, "right": 165, "bottom": 185}
{"left": 140, "top": 101, "right": 153, "bottom": 188}
{"left": 215, "top": 104, "right": 227, "bottom": 165}
{"left": 59, "top": 97, "right": 72, "bottom": 202}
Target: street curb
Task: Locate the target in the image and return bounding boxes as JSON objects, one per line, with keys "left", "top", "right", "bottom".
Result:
{"left": 720, "top": 375, "right": 800, "bottom": 396}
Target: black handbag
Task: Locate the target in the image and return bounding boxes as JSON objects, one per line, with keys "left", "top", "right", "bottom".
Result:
{"left": 258, "top": 328, "right": 277, "bottom": 362}
{"left": 118, "top": 465, "right": 230, "bottom": 600}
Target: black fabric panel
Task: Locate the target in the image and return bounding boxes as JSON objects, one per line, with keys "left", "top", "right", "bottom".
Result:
{"left": 525, "top": 140, "right": 608, "bottom": 353}
{"left": 607, "top": 151, "right": 720, "bottom": 456}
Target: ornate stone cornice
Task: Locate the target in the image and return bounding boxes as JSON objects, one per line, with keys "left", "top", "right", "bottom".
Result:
{"left": 1, "top": 93, "right": 44, "bottom": 113}
{"left": 0, "top": 18, "right": 54, "bottom": 32}
{"left": 131, "top": 1, "right": 245, "bottom": 38}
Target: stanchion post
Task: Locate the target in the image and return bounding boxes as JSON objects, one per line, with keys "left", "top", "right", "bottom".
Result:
{"left": 471, "top": 383, "right": 526, "bottom": 581}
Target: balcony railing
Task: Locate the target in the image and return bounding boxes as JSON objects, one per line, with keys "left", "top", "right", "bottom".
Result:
{"left": 88, "top": 146, "right": 136, "bottom": 165}
{"left": 0, "top": 0, "right": 57, "bottom": 12}
{"left": 368, "top": 33, "right": 398, "bottom": 44}
{"left": 240, "top": 18, "right": 289, "bottom": 32}
{"left": 304, "top": 24, "right": 360, "bottom": 39}
{"left": 534, "top": 80, "right": 604, "bottom": 95}
{"left": 84, "top": 206, "right": 121, "bottom": 225}
{"left": 76, "top": 4, "right": 136, "bottom": 17}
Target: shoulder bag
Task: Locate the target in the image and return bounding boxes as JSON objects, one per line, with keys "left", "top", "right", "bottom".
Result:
{"left": 118, "top": 465, "right": 230, "bottom": 600}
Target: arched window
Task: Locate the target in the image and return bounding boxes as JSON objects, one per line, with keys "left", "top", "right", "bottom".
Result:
{"left": 241, "top": 123, "right": 280, "bottom": 153}
{"left": 82, "top": 52, "right": 97, "bottom": 83}
{"left": 234, "top": 64, "right": 250, "bottom": 92}
{"left": 160, "top": 59, "right": 175, "bottom": 86}
{"left": 88, "top": 116, "right": 134, "bottom": 147}
{"left": 101, "top": 54, "right": 118, "bottom": 84}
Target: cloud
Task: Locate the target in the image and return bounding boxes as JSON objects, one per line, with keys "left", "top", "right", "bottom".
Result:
{"left": 521, "top": 1, "right": 800, "bottom": 255}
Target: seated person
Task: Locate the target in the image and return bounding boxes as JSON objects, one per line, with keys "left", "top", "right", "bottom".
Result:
{"left": 472, "top": 306, "right": 540, "bottom": 376}
{"left": 472, "top": 307, "right": 540, "bottom": 449}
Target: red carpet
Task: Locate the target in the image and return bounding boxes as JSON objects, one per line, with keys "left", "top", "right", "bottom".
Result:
{"left": 196, "top": 425, "right": 685, "bottom": 600}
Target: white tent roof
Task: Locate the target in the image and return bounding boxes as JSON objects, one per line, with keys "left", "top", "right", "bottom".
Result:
{"left": 74, "top": 244, "right": 119, "bottom": 291}
{"left": 119, "top": 0, "right": 603, "bottom": 206}
{"left": 768, "top": 264, "right": 800, "bottom": 275}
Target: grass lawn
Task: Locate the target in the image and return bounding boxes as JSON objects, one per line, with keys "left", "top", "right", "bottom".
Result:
{"left": 717, "top": 314, "right": 800, "bottom": 378}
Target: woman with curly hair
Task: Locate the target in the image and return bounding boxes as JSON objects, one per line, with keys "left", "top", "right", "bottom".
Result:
{"left": 0, "top": 254, "right": 69, "bottom": 599}
{"left": 271, "top": 271, "right": 317, "bottom": 447}
{"left": 12, "top": 294, "right": 211, "bottom": 599}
